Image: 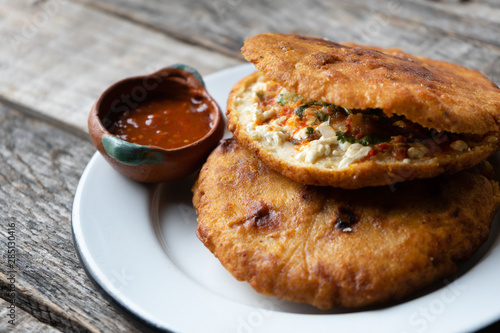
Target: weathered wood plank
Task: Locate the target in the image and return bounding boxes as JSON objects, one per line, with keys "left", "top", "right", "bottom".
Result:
{"left": 0, "top": 1, "right": 500, "bottom": 332}
{"left": 0, "top": 0, "right": 242, "bottom": 135}
{"left": 0, "top": 298, "right": 60, "bottom": 332}
{"left": 342, "top": 0, "right": 500, "bottom": 47}
{"left": 79, "top": 0, "right": 500, "bottom": 85}
{"left": 1, "top": 0, "right": 499, "bottom": 137}
{"left": 0, "top": 104, "right": 142, "bottom": 332}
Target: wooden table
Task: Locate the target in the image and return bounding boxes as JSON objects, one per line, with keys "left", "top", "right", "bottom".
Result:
{"left": 1, "top": 0, "right": 499, "bottom": 332}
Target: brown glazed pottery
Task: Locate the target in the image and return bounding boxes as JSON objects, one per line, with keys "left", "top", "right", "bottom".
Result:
{"left": 88, "top": 64, "right": 225, "bottom": 183}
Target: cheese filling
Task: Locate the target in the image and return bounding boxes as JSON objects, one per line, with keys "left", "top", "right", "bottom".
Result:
{"left": 237, "top": 76, "right": 486, "bottom": 169}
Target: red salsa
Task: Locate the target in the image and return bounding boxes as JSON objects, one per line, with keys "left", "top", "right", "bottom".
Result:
{"left": 110, "top": 96, "right": 213, "bottom": 149}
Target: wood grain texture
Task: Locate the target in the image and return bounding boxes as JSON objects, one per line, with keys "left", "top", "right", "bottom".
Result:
{"left": 0, "top": 298, "right": 60, "bottom": 333}
{"left": 0, "top": 0, "right": 242, "bottom": 134}
{"left": 343, "top": 0, "right": 500, "bottom": 47}
{"left": 78, "top": 0, "right": 500, "bottom": 86}
{"left": 1, "top": 0, "right": 500, "bottom": 332}
{"left": 0, "top": 104, "right": 143, "bottom": 332}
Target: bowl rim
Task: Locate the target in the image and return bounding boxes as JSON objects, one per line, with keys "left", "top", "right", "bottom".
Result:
{"left": 91, "top": 67, "right": 224, "bottom": 153}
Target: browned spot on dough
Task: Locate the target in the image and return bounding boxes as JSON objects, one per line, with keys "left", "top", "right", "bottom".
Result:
{"left": 335, "top": 208, "right": 358, "bottom": 230}
{"left": 219, "top": 138, "right": 238, "bottom": 152}
{"left": 243, "top": 201, "right": 280, "bottom": 229}
{"left": 310, "top": 52, "right": 342, "bottom": 66}
{"left": 451, "top": 208, "right": 460, "bottom": 218}
{"left": 297, "top": 185, "right": 326, "bottom": 214}
{"left": 300, "top": 184, "right": 316, "bottom": 201}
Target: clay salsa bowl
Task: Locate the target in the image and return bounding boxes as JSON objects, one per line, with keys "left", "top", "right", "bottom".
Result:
{"left": 88, "top": 64, "right": 225, "bottom": 183}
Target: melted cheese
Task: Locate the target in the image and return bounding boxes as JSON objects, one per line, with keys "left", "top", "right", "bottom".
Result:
{"left": 296, "top": 137, "right": 337, "bottom": 163}
{"left": 337, "top": 143, "right": 372, "bottom": 169}
{"left": 242, "top": 78, "right": 375, "bottom": 168}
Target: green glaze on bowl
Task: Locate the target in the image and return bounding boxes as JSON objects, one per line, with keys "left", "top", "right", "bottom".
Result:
{"left": 169, "top": 63, "right": 205, "bottom": 87}
{"left": 102, "top": 135, "right": 164, "bottom": 166}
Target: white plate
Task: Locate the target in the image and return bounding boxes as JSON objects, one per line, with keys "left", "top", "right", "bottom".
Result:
{"left": 72, "top": 64, "right": 500, "bottom": 333}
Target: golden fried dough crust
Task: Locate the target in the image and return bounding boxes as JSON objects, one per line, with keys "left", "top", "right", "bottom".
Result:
{"left": 193, "top": 139, "right": 500, "bottom": 309}
{"left": 242, "top": 33, "right": 500, "bottom": 134}
{"left": 227, "top": 71, "right": 500, "bottom": 189}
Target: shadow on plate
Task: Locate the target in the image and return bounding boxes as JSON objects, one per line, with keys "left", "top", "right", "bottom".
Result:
{"left": 148, "top": 154, "right": 500, "bottom": 316}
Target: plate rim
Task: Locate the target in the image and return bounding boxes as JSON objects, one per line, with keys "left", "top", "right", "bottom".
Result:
{"left": 72, "top": 64, "right": 500, "bottom": 333}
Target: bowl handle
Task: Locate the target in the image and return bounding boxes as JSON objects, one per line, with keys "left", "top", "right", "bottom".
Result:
{"left": 168, "top": 63, "right": 205, "bottom": 87}
{"left": 102, "top": 135, "right": 164, "bottom": 166}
